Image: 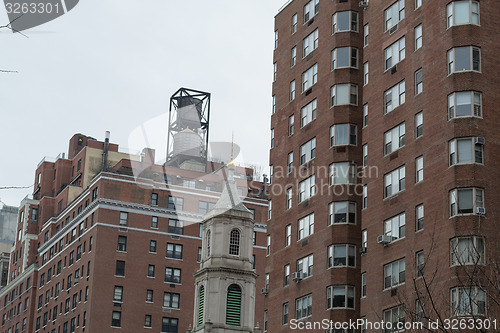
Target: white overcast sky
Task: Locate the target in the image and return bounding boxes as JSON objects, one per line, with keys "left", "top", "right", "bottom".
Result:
{"left": 0, "top": 0, "right": 286, "bottom": 207}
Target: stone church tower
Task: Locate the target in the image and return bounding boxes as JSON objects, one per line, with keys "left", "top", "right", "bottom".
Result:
{"left": 187, "top": 165, "right": 261, "bottom": 333}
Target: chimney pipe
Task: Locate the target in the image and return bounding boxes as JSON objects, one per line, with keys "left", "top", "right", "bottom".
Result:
{"left": 102, "top": 131, "right": 110, "bottom": 171}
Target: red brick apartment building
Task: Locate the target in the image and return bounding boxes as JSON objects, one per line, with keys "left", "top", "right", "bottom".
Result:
{"left": 266, "top": 0, "right": 500, "bottom": 332}
{"left": 0, "top": 133, "right": 269, "bottom": 333}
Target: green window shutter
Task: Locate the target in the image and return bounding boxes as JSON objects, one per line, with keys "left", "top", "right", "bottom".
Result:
{"left": 197, "top": 286, "right": 205, "bottom": 327}
{"left": 226, "top": 284, "right": 242, "bottom": 326}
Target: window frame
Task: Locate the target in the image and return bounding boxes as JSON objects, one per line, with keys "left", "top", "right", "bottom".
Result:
{"left": 384, "top": 36, "right": 406, "bottom": 71}
{"left": 447, "top": 46, "right": 481, "bottom": 74}
{"left": 384, "top": 213, "right": 406, "bottom": 241}
{"left": 448, "top": 91, "right": 482, "bottom": 119}
{"left": 385, "top": 0, "right": 405, "bottom": 31}
{"left": 298, "top": 214, "right": 314, "bottom": 241}
{"left": 332, "top": 11, "right": 359, "bottom": 34}
{"left": 302, "top": 29, "right": 319, "bottom": 58}
{"left": 447, "top": 0, "right": 480, "bottom": 28}
{"left": 297, "top": 254, "right": 313, "bottom": 279}
{"left": 449, "top": 137, "right": 483, "bottom": 166}
{"left": 327, "top": 244, "right": 356, "bottom": 268}
{"left": 384, "top": 122, "right": 405, "bottom": 155}
{"left": 449, "top": 187, "right": 484, "bottom": 216}
{"left": 384, "top": 165, "right": 406, "bottom": 198}
{"left": 331, "top": 83, "right": 358, "bottom": 107}
{"left": 384, "top": 258, "right": 406, "bottom": 289}
{"left": 384, "top": 80, "right": 406, "bottom": 114}
{"left": 326, "top": 285, "right": 355, "bottom": 309}
{"left": 331, "top": 47, "right": 358, "bottom": 70}
{"left": 302, "top": 63, "right": 318, "bottom": 92}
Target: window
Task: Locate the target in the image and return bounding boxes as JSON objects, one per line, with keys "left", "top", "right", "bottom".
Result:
{"left": 168, "top": 196, "right": 184, "bottom": 211}
{"left": 300, "top": 99, "right": 317, "bottom": 127}
{"left": 147, "top": 240, "right": 156, "bottom": 253}
{"left": 206, "top": 230, "right": 211, "bottom": 257}
{"left": 329, "top": 162, "right": 356, "bottom": 185}
{"left": 415, "top": 112, "right": 423, "bottom": 138}
{"left": 144, "top": 315, "right": 152, "bottom": 328}
{"left": 151, "top": 216, "right": 158, "bottom": 228}
{"left": 226, "top": 284, "right": 242, "bottom": 326}
{"left": 304, "top": 0, "right": 319, "bottom": 22}
{"left": 303, "top": 29, "right": 318, "bottom": 57}
{"left": 111, "top": 311, "right": 121, "bottom": 327}
{"left": 384, "top": 305, "right": 405, "bottom": 332}
{"left": 331, "top": 84, "right": 358, "bottom": 106}
{"left": 328, "top": 244, "right": 355, "bottom": 268}
{"left": 299, "top": 175, "right": 315, "bottom": 202}
{"left": 447, "top": 1, "right": 479, "bottom": 28}
{"left": 330, "top": 124, "right": 357, "bottom": 146}
{"left": 384, "top": 36, "right": 405, "bottom": 70}
{"left": 119, "top": 212, "right": 128, "bottom": 226}
{"left": 284, "top": 265, "right": 290, "bottom": 286}
{"left": 163, "top": 292, "right": 180, "bottom": 309}
{"left": 332, "top": 11, "right": 358, "bottom": 33}
{"left": 273, "top": 62, "right": 277, "bottom": 82}
{"left": 299, "top": 138, "right": 316, "bottom": 164}
{"left": 363, "top": 104, "right": 368, "bottom": 127}
{"left": 327, "top": 285, "right": 355, "bottom": 309}
{"left": 361, "top": 273, "right": 366, "bottom": 297}
{"left": 415, "top": 69, "right": 423, "bottom": 95}
{"left": 364, "top": 62, "right": 369, "bottom": 85}
{"left": 161, "top": 317, "right": 179, "bottom": 333}
{"left": 415, "top": 0, "right": 422, "bottom": 9}
{"left": 197, "top": 247, "right": 202, "bottom": 262}
{"left": 147, "top": 265, "right": 155, "bottom": 278}
{"left": 416, "top": 204, "right": 424, "bottom": 231}
{"left": 450, "top": 236, "right": 485, "bottom": 266}
{"left": 451, "top": 287, "right": 485, "bottom": 316}
{"left": 416, "top": 156, "right": 424, "bottom": 183}
{"left": 363, "top": 185, "right": 367, "bottom": 209}
{"left": 146, "top": 290, "right": 153, "bottom": 302}
{"left": 113, "top": 286, "right": 123, "bottom": 302}
{"left": 287, "top": 152, "right": 293, "bottom": 173}
{"left": 298, "top": 214, "right": 314, "bottom": 240}
{"left": 331, "top": 47, "right": 358, "bottom": 69}
{"left": 268, "top": 200, "right": 272, "bottom": 220}
{"left": 384, "top": 258, "right": 406, "bottom": 289}
{"left": 296, "top": 294, "right": 312, "bottom": 319}
{"left": 385, "top": 0, "right": 405, "bottom": 31}
{"left": 363, "top": 24, "right": 369, "bottom": 46}
{"left": 270, "top": 128, "right": 275, "bottom": 148}
{"left": 449, "top": 138, "right": 483, "bottom": 165}
{"left": 302, "top": 64, "right": 318, "bottom": 91}
{"left": 286, "top": 188, "right": 292, "bottom": 210}
{"left": 292, "top": 13, "right": 297, "bottom": 34}
{"left": 229, "top": 229, "right": 240, "bottom": 256}
{"left": 448, "top": 91, "right": 482, "bottom": 118}
{"left": 449, "top": 188, "right": 484, "bottom": 216}
{"left": 285, "top": 225, "right": 291, "bottom": 247}
{"left": 115, "top": 260, "right": 125, "bottom": 277}
{"left": 363, "top": 144, "right": 368, "bottom": 167}
{"left": 416, "top": 251, "right": 424, "bottom": 277}
{"left": 266, "top": 235, "right": 271, "bottom": 256}
{"left": 166, "top": 243, "right": 183, "bottom": 259}
{"left": 283, "top": 303, "right": 289, "bottom": 324}
{"left": 117, "top": 236, "right": 126, "bottom": 252}
{"left": 198, "top": 201, "right": 215, "bottom": 215}
{"left": 168, "top": 219, "right": 184, "bottom": 235}
{"left": 415, "top": 24, "right": 422, "bottom": 50}
{"left": 274, "top": 30, "right": 278, "bottom": 49}
{"left": 447, "top": 46, "right": 481, "bottom": 74}
{"left": 384, "top": 166, "right": 405, "bottom": 198}
{"left": 151, "top": 193, "right": 158, "bottom": 206}
{"left": 164, "top": 268, "right": 181, "bottom": 284}
{"left": 385, "top": 80, "right": 405, "bottom": 114}
{"left": 297, "top": 254, "right": 313, "bottom": 278}
{"left": 290, "top": 80, "right": 295, "bottom": 101}
{"left": 264, "top": 310, "right": 268, "bottom": 331}
{"left": 329, "top": 201, "right": 356, "bottom": 225}
{"left": 272, "top": 95, "right": 275, "bottom": 114}
{"left": 384, "top": 213, "right": 406, "bottom": 241}
{"left": 197, "top": 286, "right": 205, "bottom": 327}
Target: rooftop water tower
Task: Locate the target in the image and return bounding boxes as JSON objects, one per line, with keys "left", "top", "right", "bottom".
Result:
{"left": 165, "top": 88, "right": 211, "bottom": 172}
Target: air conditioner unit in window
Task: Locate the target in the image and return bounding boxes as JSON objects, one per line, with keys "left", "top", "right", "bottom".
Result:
{"left": 474, "top": 105, "right": 481, "bottom": 117}
{"left": 291, "top": 272, "right": 304, "bottom": 281}
{"left": 474, "top": 137, "right": 485, "bottom": 145}
{"left": 359, "top": 0, "right": 368, "bottom": 7}
{"left": 360, "top": 246, "right": 367, "bottom": 254}
{"left": 391, "top": 65, "right": 397, "bottom": 74}
{"left": 377, "top": 235, "right": 393, "bottom": 245}
{"left": 389, "top": 24, "right": 398, "bottom": 34}
{"left": 261, "top": 288, "right": 269, "bottom": 295}
{"left": 476, "top": 207, "right": 486, "bottom": 215}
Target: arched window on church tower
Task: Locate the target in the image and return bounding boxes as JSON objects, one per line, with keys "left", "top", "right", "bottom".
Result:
{"left": 226, "top": 284, "right": 241, "bottom": 326}
{"left": 206, "top": 230, "right": 211, "bottom": 257}
{"left": 229, "top": 229, "right": 240, "bottom": 256}
{"left": 197, "top": 285, "right": 205, "bottom": 327}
